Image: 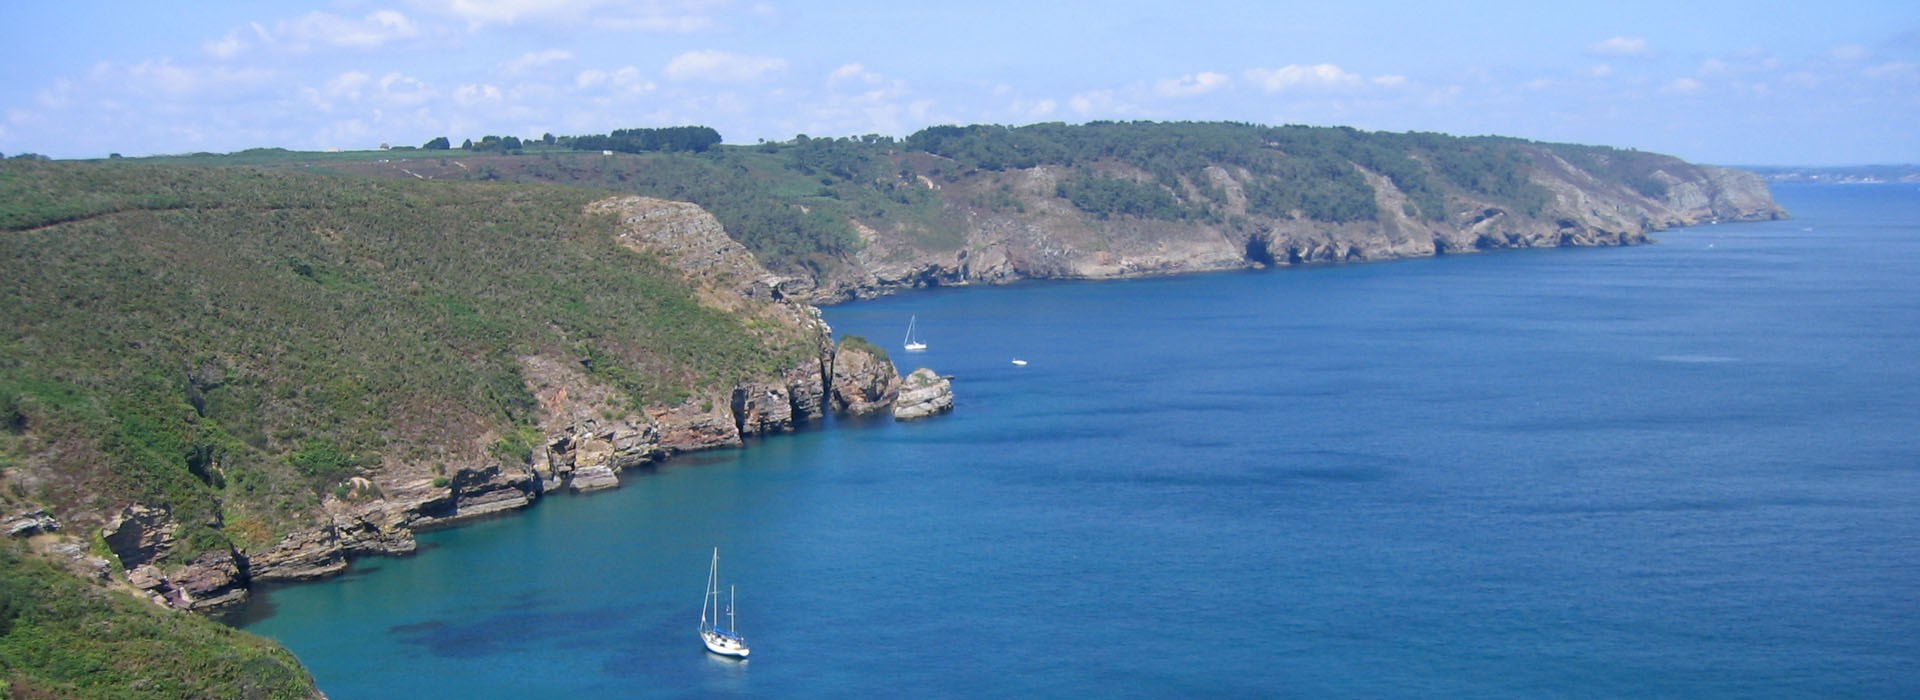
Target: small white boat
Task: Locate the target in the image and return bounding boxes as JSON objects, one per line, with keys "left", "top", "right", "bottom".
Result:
{"left": 700, "top": 548, "right": 750, "bottom": 658}
{"left": 1011, "top": 359, "right": 1027, "bottom": 366}
{"left": 904, "top": 315, "right": 928, "bottom": 352}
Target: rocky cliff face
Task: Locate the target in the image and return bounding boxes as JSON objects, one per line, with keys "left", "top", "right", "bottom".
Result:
{"left": 807, "top": 157, "right": 1785, "bottom": 302}
{"left": 831, "top": 343, "right": 901, "bottom": 415}
{"left": 90, "top": 196, "right": 923, "bottom": 609}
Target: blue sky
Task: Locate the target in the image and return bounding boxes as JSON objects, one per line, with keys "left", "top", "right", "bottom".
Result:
{"left": 4, "top": 1, "right": 1916, "bottom": 164}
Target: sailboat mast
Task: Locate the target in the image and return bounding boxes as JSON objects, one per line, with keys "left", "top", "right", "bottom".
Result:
{"left": 702, "top": 547, "right": 719, "bottom": 629}
{"left": 728, "top": 585, "right": 738, "bottom": 634}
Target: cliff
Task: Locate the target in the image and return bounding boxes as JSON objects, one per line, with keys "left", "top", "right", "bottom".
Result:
{"left": 325, "top": 123, "right": 1785, "bottom": 306}
{"left": 810, "top": 144, "right": 1786, "bottom": 302}
{"left": 191, "top": 197, "right": 911, "bottom": 599}
{"left": 0, "top": 164, "right": 927, "bottom": 617}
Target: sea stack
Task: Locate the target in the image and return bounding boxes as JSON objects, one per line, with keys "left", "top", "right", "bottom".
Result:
{"left": 892, "top": 368, "right": 955, "bottom": 420}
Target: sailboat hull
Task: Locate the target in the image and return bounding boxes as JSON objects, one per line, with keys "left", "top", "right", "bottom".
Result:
{"left": 904, "top": 316, "right": 927, "bottom": 351}
{"left": 702, "top": 630, "right": 751, "bottom": 658}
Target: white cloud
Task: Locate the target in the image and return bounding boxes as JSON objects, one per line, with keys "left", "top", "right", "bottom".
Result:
{"left": 1781, "top": 71, "right": 1820, "bottom": 89}
{"left": 1007, "top": 97, "right": 1058, "bottom": 120}
{"left": 306, "top": 71, "right": 374, "bottom": 111}
{"left": 501, "top": 49, "right": 574, "bottom": 75}
{"left": 829, "top": 63, "right": 884, "bottom": 86}
{"left": 576, "top": 66, "right": 655, "bottom": 93}
{"left": 430, "top": 0, "right": 719, "bottom": 31}
{"left": 1589, "top": 36, "right": 1650, "bottom": 57}
{"left": 1864, "top": 61, "right": 1919, "bottom": 80}
{"left": 1830, "top": 44, "right": 1868, "bottom": 62}
{"left": 1659, "top": 77, "right": 1703, "bottom": 95}
{"left": 454, "top": 83, "right": 504, "bottom": 106}
{"left": 1153, "top": 72, "right": 1230, "bottom": 98}
{"left": 1068, "top": 89, "right": 1140, "bottom": 117}
{"left": 1371, "top": 74, "right": 1407, "bottom": 87}
{"left": 378, "top": 73, "right": 434, "bottom": 106}
{"left": 1244, "top": 64, "right": 1364, "bottom": 92}
{"left": 664, "top": 50, "right": 787, "bottom": 82}
{"left": 36, "top": 78, "right": 75, "bottom": 110}
{"left": 277, "top": 10, "right": 421, "bottom": 50}
{"left": 100, "top": 59, "right": 275, "bottom": 98}
{"left": 203, "top": 31, "right": 247, "bottom": 59}
{"left": 1589, "top": 63, "right": 1614, "bottom": 78}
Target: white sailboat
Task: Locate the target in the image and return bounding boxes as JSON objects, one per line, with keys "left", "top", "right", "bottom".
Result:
{"left": 699, "top": 548, "right": 750, "bottom": 658}
{"left": 904, "top": 315, "right": 928, "bottom": 352}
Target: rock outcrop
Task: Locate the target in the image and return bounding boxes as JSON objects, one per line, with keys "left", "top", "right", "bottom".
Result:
{"left": 5, "top": 508, "right": 59, "bottom": 537}
{"left": 99, "top": 504, "right": 250, "bottom": 609}
{"left": 893, "top": 368, "right": 954, "bottom": 421}
{"left": 831, "top": 342, "right": 901, "bottom": 415}
{"left": 41, "top": 194, "right": 931, "bottom": 612}
{"left": 805, "top": 156, "right": 1786, "bottom": 303}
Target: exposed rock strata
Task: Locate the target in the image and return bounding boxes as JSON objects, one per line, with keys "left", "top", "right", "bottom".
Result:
{"left": 893, "top": 369, "right": 955, "bottom": 421}
{"left": 99, "top": 504, "right": 249, "bottom": 609}
{"left": 808, "top": 161, "right": 1787, "bottom": 302}
{"left": 184, "top": 195, "right": 925, "bottom": 610}
{"left": 831, "top": 343, "right": 900, "bottom": 415}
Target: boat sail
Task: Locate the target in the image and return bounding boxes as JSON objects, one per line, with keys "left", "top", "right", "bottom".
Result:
{"left": 700, "top": 548, "right": 751, "bottom": 658}
{"left": 904, "top": 315, "right": 928, "bottom": 352}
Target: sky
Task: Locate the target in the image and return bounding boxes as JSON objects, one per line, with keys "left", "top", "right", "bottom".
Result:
{"left": 3, "top": 1, "right": 1917, "bottom": 165}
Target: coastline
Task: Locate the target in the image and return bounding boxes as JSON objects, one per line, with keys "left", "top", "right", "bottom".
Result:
{"left": 212, "top": 199, "right": 1784, "bottom": 613}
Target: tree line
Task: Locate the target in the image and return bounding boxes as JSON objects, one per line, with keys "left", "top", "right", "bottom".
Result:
{"left": 417, "top": 126, "right": 723, "bottom": 155}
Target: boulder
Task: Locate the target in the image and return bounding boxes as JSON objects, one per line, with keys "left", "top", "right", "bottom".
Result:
{"left": 569, "top": 464, "right": 620, "bottom": 492}
{"left": 5, "top": 509, "right": 59, "bottom": 537}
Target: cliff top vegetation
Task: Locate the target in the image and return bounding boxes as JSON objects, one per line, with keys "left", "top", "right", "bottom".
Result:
{"left": 224, "top": 121, "right": 1718, "bottom": 287}
{"left": 1, "top": 160, "right": 813, "bottom": 559}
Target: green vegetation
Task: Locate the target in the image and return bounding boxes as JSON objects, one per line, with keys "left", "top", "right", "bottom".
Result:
{"left": 118, "top": 121, "right": 1657, "bottom": 292}
{"left": 567, "top": 126, "right": 722, "bottom": 154}
{"left": 1547, "top": 143, "right": 1683, "bottom": 199}
{"left": 0, "top": 543, "right": 320, "bottom": 699}
{"left": 838, "top": 335, "right": 889, "bottom": 365}
{"left": 1, "top": 160, "right": 814, "bottom": 551}
{"left": 319, "top": 121, "right": 1611, "bottom": 282}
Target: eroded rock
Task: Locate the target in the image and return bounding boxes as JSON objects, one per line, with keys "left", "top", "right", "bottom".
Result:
{"left": 893, "top": 368, "right": 954, "bottom": 421}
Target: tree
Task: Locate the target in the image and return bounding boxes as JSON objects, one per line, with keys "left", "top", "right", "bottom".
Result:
{"left": 423, "top": 136, "right": 451, "bottom": 150}
{"left": 460, "top": 138, "right": 474, "bottom": 150}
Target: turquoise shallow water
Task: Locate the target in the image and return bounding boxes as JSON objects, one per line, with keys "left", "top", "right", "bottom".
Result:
{"left": 231, "top": 183, "right": 1920, "bottom": 698}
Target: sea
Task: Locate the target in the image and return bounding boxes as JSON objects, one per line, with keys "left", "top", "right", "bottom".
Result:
{"left": 228, "top": 183, "right": 1920, "bottom": 699}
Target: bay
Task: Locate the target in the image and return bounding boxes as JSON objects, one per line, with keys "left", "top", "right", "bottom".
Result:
{"left": 232, "top": 183, "right": 1920, "bottom": 698}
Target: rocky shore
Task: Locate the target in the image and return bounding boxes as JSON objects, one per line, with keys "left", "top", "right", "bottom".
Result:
{"left": 62, "top": 156, "right": 1789, "bottom": 611}
{"left": 54, "top": 196, "right": 955, "bottom": 612}
{"left": 804, "top": 159, "right": 1788, "bottom": 303}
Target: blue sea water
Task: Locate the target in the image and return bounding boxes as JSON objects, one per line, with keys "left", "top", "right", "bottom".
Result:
{"left": 231, "top": 183, "right": 1920, "bottom": 698}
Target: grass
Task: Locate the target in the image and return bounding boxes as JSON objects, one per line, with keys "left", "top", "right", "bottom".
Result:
{"left": 0, "top": 543, "right": 320, "bottom": 699}
{"left": 2, "top": 159, "right": 815, "bottom": 554}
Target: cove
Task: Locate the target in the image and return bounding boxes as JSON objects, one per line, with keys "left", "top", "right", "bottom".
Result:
{"left": 232, "top": 183, "right": 1920, "bottom": 699}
